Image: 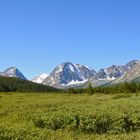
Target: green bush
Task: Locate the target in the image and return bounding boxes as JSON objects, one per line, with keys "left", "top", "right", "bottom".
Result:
{"left": 34, "top": 118, "right": 46, "bottom": 128}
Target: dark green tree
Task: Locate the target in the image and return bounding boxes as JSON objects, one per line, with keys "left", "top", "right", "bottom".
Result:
{"left": 87, "top": 82, "right": 93, "bottom": 95}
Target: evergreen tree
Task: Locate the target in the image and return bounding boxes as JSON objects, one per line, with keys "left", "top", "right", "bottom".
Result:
{"left": 87, "top": 82, "right": 93, "bottom": 95}
{"left": 129, "top": 82, "right": 137, "bottom": 93}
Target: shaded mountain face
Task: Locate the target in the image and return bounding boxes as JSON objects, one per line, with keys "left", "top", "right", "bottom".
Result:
{"left": 0, "top": 67, "right": 27, "bottom": 80}
{"left": 98, "top": 60, "right": 139, "bottom": 80}
{"left": 76, "top": 64, "right": 98, "bottom": 80}
{"left": 98, "top": 65, "right": 127, "bottom": 80}
{"left": 42, "top": 62, "right": 98, "bottom": 88}
{"left": 32, "top": 73, "right": 49, "bottom": 84}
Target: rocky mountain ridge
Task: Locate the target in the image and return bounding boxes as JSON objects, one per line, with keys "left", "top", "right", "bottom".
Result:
{"left": 0, "top": 60, "right": 139, "bottom": 89}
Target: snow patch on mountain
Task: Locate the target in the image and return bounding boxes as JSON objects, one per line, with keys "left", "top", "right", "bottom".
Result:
{"left": 69, "top": 64, "right": 75, "bottom": 72}
{"left": 32, "top": 73, "right": 49, "bottom": 83}
{"left": 62, "top": 79, "right": 88, "bottom": 86}
{"left": 55, "top": 65, "right": 63, "bottom": 74}
{"left": 84, "top": 65, "right": 93, "bottom": 71}
{"left": 74, "top": 64, "right": 86, "bottom": 80}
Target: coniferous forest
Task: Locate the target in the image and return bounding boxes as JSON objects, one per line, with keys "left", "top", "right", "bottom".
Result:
{"left": 0, "top": 76, "right": 57, "bottom": 92}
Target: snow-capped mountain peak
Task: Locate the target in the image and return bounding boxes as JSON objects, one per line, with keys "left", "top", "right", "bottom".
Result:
{"left": 0, "top": 67, "right": 27, "bottom": 80}
{"left": 42, "top": 62, "right": 98, "bottom": 88}
{"left": 32, "top": 73, "right": 49, "bottom": 84}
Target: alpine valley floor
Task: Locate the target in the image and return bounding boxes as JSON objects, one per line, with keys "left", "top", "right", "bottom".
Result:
{"left": 0, "top": 92, "right": 140, "bottom": 140}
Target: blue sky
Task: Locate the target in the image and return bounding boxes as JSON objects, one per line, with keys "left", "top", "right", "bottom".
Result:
{"left": 0, "top": 0, "right": 140, "bottom": 79}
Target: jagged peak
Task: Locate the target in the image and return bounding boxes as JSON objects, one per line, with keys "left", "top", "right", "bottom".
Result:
{"left": 1, "top": 67, "right": 27, "bottom": 80}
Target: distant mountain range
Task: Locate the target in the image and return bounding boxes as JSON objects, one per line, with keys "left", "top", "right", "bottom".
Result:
{"left": 0, "top": 60, "right": 140, "bottom": 89}
{"left": 97, "top": 60, "right": 138, "bottom": 80}
{"left": 106, "top": 61, "right": 140, "bottom": 86}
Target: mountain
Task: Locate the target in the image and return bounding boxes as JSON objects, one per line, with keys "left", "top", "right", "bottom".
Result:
{"left": 108, "top": 61, "right": 140, "bottom": 85}
{"left": 98, "top": 60, "right": 139, "bottom": 80}
{"left": 98, "top": 65, "right": 127, "bottom": 80}
{"left": 0, "top": 67, "right": 27, "bottom": 80}
{"left": 41, "top": 60, "right": 139, "bottom": 88}
{"left": 32, "top": 73, "right": 49, "bottom": 83}
{"left": 42, "top": 62, "right": 98, "bottom": 88}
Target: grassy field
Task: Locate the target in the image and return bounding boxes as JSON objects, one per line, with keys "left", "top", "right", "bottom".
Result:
{"left": 0, "top": 92, "right": 140, "bottom": 140}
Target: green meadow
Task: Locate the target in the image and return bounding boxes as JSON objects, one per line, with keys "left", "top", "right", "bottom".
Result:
{"left": 0, "top": 92, "right": 140, "bottom": 140}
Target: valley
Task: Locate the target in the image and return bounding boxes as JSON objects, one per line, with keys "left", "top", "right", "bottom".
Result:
{"left": 0, "top": 92, "right": 140, "bottom": 140}
{"left": 1, "top": 0, "right": 139, "bottom": 139}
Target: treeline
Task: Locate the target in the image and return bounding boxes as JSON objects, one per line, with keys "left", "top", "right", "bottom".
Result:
{"left": 0, "top": 76, "right": 139, "bottom": 94}
{"left": 0, "top": 76, "right": 58, "bottom": 92}
{"left": 66, "top": 82, "right": 140, "bottom": 94}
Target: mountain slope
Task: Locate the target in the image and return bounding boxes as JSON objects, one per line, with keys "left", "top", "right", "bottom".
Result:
{"left": 109, "top": 61, "right": 140, "bottom": 85}
{"left": 76, "top": 64, "right": 98, "bottom": 80}
{"left": 0, "top": 67, "right": 27, "bottom": 80}
{"left": 98, "top": 60, "right": 139, "bottom": 80}
{"left": 32, "top": 73, "right": 49, "bottom": 83}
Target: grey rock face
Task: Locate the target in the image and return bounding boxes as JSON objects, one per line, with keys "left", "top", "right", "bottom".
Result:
{"left": 76, "top": 64, "right": 98, "bottom": 80}
{"left": 98, "top": 69, "right": 108, "bottom": 79}
{"left": 110, "top": 61, "right": 140, "bottom": 85}
{"left": 125, "top": 60, "right": 139, "bottom": 69}
{"left": 98, "top": 65, "right": 126, "bottom": 79}
{"left": 98, "top": 60, "right": 138, "bottom": 80}
{"left": 0, "top": 67, "right": 27, "bottom": 80}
